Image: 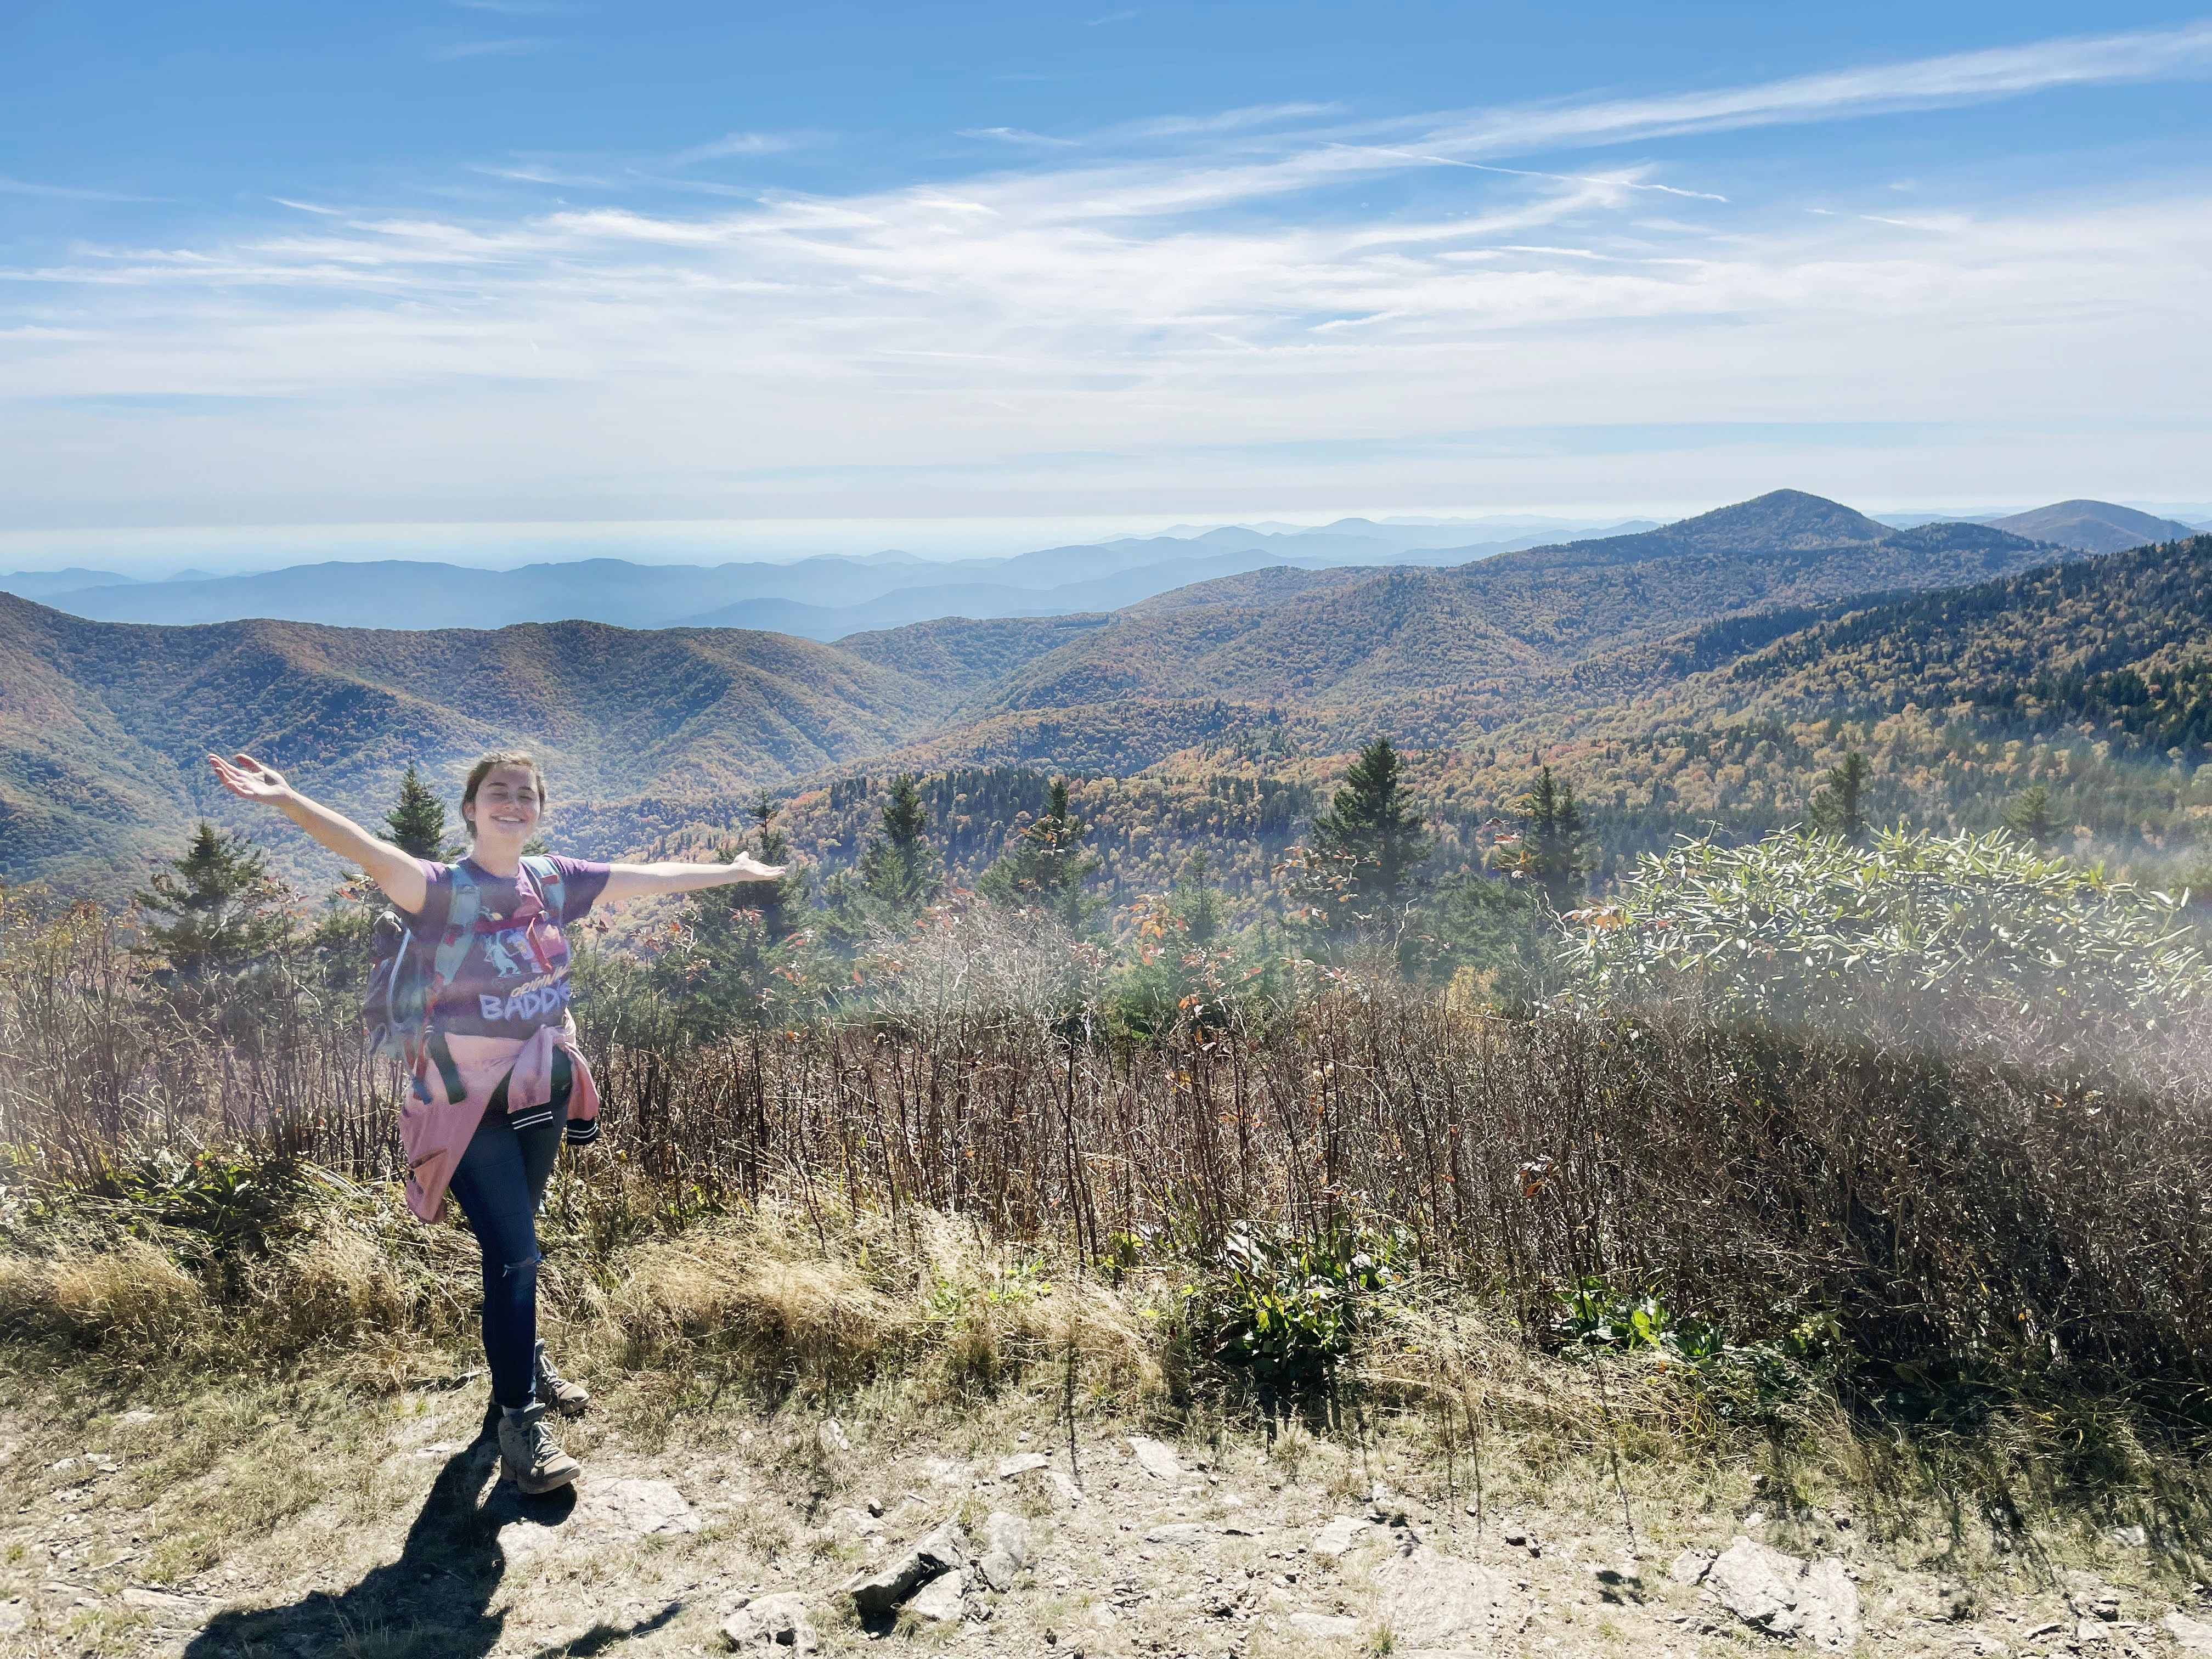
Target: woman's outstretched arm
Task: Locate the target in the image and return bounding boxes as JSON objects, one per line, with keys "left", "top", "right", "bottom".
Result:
{"left": 207, "top": 752, "right": 429, "bottom": 914}
{"left": 599, "top": 853, "right": 787, "bottom": 906}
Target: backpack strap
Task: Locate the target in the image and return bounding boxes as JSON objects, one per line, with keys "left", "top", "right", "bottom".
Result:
{"left": 521, "top": 855, "right": 566, "bottom": 927}
{"left": 430, "top": 861, "right": 483, "bottom": 988}
{"left": 404, "top": 865, "right": 480, "bottom": 1106}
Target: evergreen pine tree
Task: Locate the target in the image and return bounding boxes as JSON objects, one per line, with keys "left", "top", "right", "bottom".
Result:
{"left": 2005, "top": 783, "right": 2057, "bottom": 850}
{"left": 652, "top": 795, "right": 812, "bottom": 1038}
{"left": 1810, "top": 751, "right": 1872, "bottom": 843}
{"left": 135, "top": 823, "right": 297, "bottom": 978}
{"left": 1503, "top": 766, "right": 1587, "bottom": 914}
{"left": 379, "top": 763, "right": 449, "bottom": 858}
{"left": 1306, "top": 737, "right": 1433, "bottom": 920}
{"left": 1171, "top": 849, "right": 1226, "bottom": 948}
{"left": 856, "top": 773, "right": 939, "bottom": 917}
{"left": 979, "top": 777, "right": 1100, "bottom": 930}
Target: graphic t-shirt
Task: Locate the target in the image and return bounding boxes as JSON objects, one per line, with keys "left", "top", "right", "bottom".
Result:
{"left": 408, "top": 856, "right": 610, "bottom": 1041}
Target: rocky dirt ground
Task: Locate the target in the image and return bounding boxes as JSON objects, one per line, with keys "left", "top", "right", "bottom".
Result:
{"left": 2, "top": 1362, "right": 2209, "bottom": 1659}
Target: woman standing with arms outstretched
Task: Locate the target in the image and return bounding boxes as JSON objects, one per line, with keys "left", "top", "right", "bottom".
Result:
{"left": 210, "top": 748, "right": 784, "bottom": 1493}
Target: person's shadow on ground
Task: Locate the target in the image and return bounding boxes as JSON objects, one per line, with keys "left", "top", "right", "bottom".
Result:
{"left": 179, "top": 1409, "right": 681, "bottom": 1659}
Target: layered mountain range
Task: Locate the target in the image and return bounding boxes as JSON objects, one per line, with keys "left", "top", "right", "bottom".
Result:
{"left": 0, "top": 516, "right": 1656, "bottom": 637}
{"left": 7, "top": 487, "right": 2136, "bottom": 890}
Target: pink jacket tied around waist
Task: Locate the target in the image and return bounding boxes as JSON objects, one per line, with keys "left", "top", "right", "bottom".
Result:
{"left": 398, "top": 1020, "right": 600, "bottom": 1222}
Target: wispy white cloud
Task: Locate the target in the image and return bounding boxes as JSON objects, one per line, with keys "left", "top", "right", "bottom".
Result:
{"left": 958, "top": 127, "right": 1079, "bottom": 148}
{"left": 668, "top": 131, "right": 823, "bottom": 166}
{"left": 1109, "top": 103, "right": 1344, "bottom": 139}
{"left": 470, "top": 161, "right": 610, "bottom": 187}
{"left": 5, "top": 22, "right": 2211, "bottom": 525}
{"left": 1412, "top": 19, "right": 2212, "bottom": 159}
{"left": 0, "top": 175, "right": 153, "bottom": 202}
{"left": 269, "top": 197, "right": 342, "bottom": 216}
{"left": 430, "top": 36, "right": 552, "bottom": 61}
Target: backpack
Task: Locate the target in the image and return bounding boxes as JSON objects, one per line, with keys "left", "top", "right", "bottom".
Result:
{"left": 365, "top": 857, "right": 568, "bottom": 1097}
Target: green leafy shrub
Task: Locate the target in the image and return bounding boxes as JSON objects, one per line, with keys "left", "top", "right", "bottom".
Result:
{"left": 101, "top": 1147, "right": 308, "bottom": 1262}
{"left": 1561, "top": 827, "right": 2209, "bottom": 1030}
{"left": 1550, "top": 1276, "right": 1844, "bottom": 1419}
{"left": 1203, "top": 1222, "right": 1403, "bottom": 1403}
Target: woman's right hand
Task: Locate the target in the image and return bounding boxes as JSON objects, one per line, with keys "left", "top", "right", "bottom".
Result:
{"left": 208, "top": 752, "right": 294, "bottom": 806}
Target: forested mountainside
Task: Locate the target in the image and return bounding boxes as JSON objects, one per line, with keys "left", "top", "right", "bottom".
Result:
{"left": 955, "top": 491, "right": 2059, "bottom": 724}
{"left": 1723, "top": 533, "right": 2212, "bottom": 740}
{"left": 0, "top": 596, "right": 1019, "bottom": 884}
{"left": 0, "top": 490, "right": 2113, "bottom": 895}
{"left": 1409, "top": 533, "right": 2212, "bottom": 879}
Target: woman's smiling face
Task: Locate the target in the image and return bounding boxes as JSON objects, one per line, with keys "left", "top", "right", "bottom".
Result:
{"left": 468, "top": 764, "right": 543, "bottom": 848}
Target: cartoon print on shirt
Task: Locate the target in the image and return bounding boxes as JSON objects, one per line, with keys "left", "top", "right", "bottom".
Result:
{"left": 478, "top": 927, "right": 531, "bottom": 980}
{"left": 467, "top": 912, "right": 572, "bottom": 1024}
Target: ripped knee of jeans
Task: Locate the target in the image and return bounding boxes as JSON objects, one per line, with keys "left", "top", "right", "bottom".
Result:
{"left": 500, "top": 1249, "right": 545, "bottom": 1282}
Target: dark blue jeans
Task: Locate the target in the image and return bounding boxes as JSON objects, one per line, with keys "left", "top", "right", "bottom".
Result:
{"left": 447, "top": 1096, "right": 566, "bottom": 1410}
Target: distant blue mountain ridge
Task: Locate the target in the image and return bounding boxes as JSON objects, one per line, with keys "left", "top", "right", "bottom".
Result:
{"left": 3, "top": 498, "right": 2192, "bottom": 637}
{"left": 0, "top": 516, "right": 1660, "bottom": 637}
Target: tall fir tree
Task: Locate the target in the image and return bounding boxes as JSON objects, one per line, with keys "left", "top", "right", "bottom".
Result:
{"left": 650, "top": 795, "right": 812, "bottom": 1037}
{"left": 856, "top": 773, "right": 940, "bottom": 917}
{"left": 379, "top": 763, "right": 449, "bottom": 858}
{"left": 1810, "top": 751, "right": 1872, "bottom": 843}
{"left": 979, "top": 777, "right": 1100, "bottom": 930}
{"left": 1502, "top": 766, "right": 1587, "bottom": 913}
{"left": 1304, "top": 737, "right": 1433, "bottom": 923}
{"left": 135, "top": 823, "right": 297, "bottom": 978}
{"left": 2005, "top": 782, "right": 2057, "bottom": 850}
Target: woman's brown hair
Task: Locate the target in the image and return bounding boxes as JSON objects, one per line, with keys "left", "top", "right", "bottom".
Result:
{"left": 460, "top": 751, "right": 549, "bottom": 842}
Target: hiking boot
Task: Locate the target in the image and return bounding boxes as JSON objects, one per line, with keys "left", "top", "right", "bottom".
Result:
{"left": 499, "top": 1402, "right": 579, "bottom": 1495}
{"left": 534, "top": 1340, "right": 590, "bottom": 1417}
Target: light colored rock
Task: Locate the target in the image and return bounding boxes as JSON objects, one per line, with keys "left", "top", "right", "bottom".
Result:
{"left": 985, "top": 1510, "right": 1030, "bottom": 1564}
{"left": 721, "top": 1592, "right": 817, "bottom": 1652}
{"left": 1127, "top": 1435, "right": 1181, "bottom": 1480}
{"left": 2065, "top": 1572, "right": 2121, "bottom": 1622}
{"left": 1143, "top": 1523, "right": 1206, "bottom": 1548}
{"left": 847, "top": 1521, "right": 969, "bottom": 1615}
{"left": 496, "top": 1477, "right": 699, "bottom": 1559}
{"left": 1091, "top": 1604, "right": 1119, "bottom": 1629}
{"left": 817, "top": 1418, "right": 851, "bottom": 1456}
{"left": 1310, "top": 1516, "right": 1372, "bottom": 1558}
{"left": 0, "top": 1599, "right": 26, "bottom": 1635}
{"left": 827, "top": 1506, "right": 882, "bottom": 1540}
{"left": 2165, "top": 1610, "right": 2212, "bottom": 1652}
{"left": 2109, "top": 1523, "right": 2148, "bottom": 1548}
{"left": 918, "top": 1457, "right": 966, "bottom": 1487}
{"left": 1046, "top": 1470, "right": 1086, "bottom": 1507}
{"left": 977, "top": 1510, "right": 1031, "bottom": 1591}
{"left": 1669, "top": 1549, "right": 1713, "bottom": 1586}
{"left": 122, "top": 1588, "right": 201, "bottom": 1618}
{"left": 1704, "top": 1536, "right": 1860, "bottom": 1651}
{"left": 907, "top": 1572, "right": 966, "bottom": 1624}
{"left": 1286, "top": 1611, "right": 1360, "bottom": 1639}
{"left": 995, "top": 1452, "right": 1050, "bottom": 1479}
{"left": 1375, "top": 1545, "right": 1513, "bottom": 1650}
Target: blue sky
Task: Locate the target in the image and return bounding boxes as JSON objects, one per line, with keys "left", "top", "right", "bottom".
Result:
{"left": 5, "top": 3, "right": 2212, "bottom": 569}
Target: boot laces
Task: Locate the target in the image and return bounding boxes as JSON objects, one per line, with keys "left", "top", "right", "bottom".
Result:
{"left": 525, "top": 1413, "right": 564, "bottom": 1465}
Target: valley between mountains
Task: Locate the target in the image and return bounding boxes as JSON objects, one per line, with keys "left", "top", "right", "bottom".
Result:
{"left": 8, "top": 488, "right": 2211, "bottom": 898}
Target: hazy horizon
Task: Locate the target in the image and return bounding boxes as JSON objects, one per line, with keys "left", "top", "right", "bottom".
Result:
{"left": 5, "top": 493, "right": 2210, "bottom": 582}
